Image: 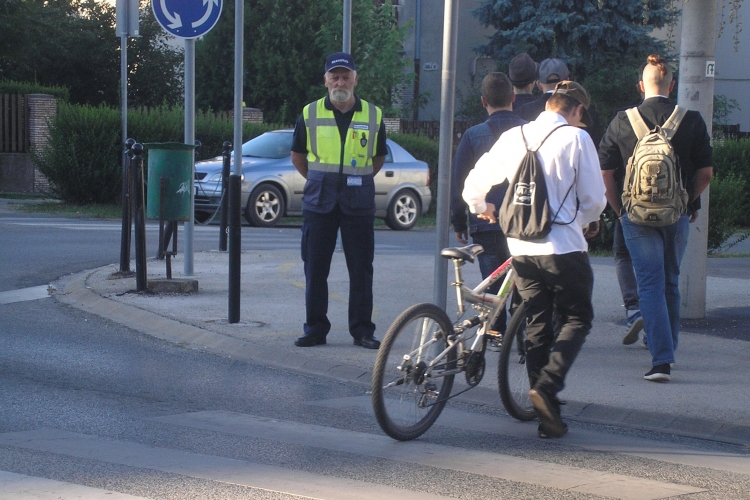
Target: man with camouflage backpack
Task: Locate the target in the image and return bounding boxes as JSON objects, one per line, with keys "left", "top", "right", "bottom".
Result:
{"left": 599, "top": 55, "right": 714, "bottom": 382}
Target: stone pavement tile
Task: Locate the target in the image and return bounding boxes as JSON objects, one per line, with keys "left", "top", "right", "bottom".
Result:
{"left": 669, "top": 416, "right": 724, "bottom": 437}
{"left": 623, "top": 410, "right": 677, "bottom": 430}
{"left": 575, "top": 404, "right": 630, "bottom": 424}
{"left": 714, "top": 423, "right": 750, "bottom": 445}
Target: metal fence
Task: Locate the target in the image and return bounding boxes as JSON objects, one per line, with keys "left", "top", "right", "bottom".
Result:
{"left": 0, "top": 94, "right": 30, "bottom": 153}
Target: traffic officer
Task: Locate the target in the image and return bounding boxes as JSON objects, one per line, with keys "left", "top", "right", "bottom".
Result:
{"left": 290, "top": 52, "right": 387, "bottom": 349}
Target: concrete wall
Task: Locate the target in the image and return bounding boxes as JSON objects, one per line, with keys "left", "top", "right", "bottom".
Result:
{"left": 0, "top": 154, "right": 35, "bottom": 192}
{"left": 399, "top": 0, "right": 496, "bottom": 121}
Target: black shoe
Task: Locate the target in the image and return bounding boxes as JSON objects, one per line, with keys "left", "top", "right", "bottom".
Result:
{"left": 353, "top": 336, "right": 380, "bottom": 349}
{"left": 538, "top": 422, "right": 568, "bottom": 439}
{"left": 529, "top": 388, "right": 568, "bottom": 438}
{"left": 295, "top": 335, "right": 326, "bottom": 347}
{"left": 644, "top": 363, "right": 670, "bottom": 382}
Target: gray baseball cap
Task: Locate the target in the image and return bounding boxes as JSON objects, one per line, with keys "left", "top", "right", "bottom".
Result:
{"left": 538, "top": 58, "right": 570, "bottom": 84}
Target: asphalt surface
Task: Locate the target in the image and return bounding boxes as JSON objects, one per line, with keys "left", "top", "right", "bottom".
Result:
{"left": 42, "top": 215, "right": 750, "bottom": 448}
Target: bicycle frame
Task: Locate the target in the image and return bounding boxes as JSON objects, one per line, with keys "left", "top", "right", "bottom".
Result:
{"left": 396, "top": 250, "right": 516, "bottom": 385}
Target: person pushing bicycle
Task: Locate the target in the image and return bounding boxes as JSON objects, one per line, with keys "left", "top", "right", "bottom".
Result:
{"left": 462, "top": 81, "right": 606, "bottom": 439}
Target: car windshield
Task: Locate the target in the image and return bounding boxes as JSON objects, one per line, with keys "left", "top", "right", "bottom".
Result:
{"left": 241, "top": 131, "right": 293, "bottom": 159}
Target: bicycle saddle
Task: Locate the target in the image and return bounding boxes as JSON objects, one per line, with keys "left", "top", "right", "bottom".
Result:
{"left": 440, "top": 244, "right": 484, "bottom": 263}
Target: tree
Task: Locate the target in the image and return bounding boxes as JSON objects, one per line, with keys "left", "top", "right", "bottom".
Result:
{"left": 127, "top": 3, "right": 183, "bottom": 108}
{"left": 474, "top": 0, "right": 673, "bottom": 80}
{"left": 0, "top": 0, "right": 181, "bottom": 107}
{"left": 195, "top": 0, "right": 410, "bottom": 124}
{"left": 474, "top": 0, "right": 676, "bottom": 125}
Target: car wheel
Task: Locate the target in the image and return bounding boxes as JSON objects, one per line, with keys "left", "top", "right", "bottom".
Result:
{"left": 385, "top": 189, "right": 420, "bottom": 230}
{"left": 194, "top": 211, "right": 212, "bottom": 224}
{"left": 245, "top": 183, "right": 285, "bottom": 227}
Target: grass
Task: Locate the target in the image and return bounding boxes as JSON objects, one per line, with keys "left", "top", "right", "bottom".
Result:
{"left": 13, "top": 200, "right": 122, "bottom": 219}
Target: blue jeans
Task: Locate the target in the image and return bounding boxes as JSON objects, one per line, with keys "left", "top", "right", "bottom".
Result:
{"left": 301, "top": 207, "right": 375, "bottom": 340}
{"left": 471, "top": 230, "right": 510, "bottom": 332}
{"left": 621, "top": 215, "right": 690, "bottom": 366}
{"left": 613, "top": 218, "right": 639, "bottom": 311}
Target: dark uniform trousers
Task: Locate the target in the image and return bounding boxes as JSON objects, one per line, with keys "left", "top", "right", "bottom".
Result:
{"left": 513, "top": 251, "right": 594, "bottom": 395}
{"left": 301, "top": 205, "right": 376, "bottom": 340}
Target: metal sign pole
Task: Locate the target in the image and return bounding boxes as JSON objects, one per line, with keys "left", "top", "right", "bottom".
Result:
{"left": 184, "top": 39, "right": 195, "bottom": 276}
{"left": 150, "top": 0, "right": 223, "bottom": 277}
{"left": 433, "top": 0, "right": 459, "bottom": 310}
{"left": 342, "top": 0, "right": 352, "bottom": 53}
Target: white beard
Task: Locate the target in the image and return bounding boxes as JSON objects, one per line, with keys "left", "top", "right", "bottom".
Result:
{"left": 330, "top": 88, "right": 352, "bottom": 103}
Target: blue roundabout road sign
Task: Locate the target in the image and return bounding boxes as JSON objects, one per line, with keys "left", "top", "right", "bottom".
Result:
{"left": 151, "top": 0, "right": 222, "bottom": 39}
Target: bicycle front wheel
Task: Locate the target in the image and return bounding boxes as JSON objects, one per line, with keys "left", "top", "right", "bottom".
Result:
{"left": 371, "top": 303, "right": 456, "bottom": 441}
{"left": 498, "top": 303, "right": 536, "bottom": 421}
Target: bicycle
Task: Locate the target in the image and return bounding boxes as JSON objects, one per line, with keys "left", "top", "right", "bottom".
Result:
{"left": 371, "top": 244, "right": 536, "bottom": 441}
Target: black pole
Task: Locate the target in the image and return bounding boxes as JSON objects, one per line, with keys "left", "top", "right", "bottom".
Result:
{"left": 131, "top": 143, "right": 148, "bottom": 292}
{"left": 119, "top": 138, "right": 136, "bottom": 273}
{"left": 228, "top": 174, "right": 242, "bottom": 323}
{"left": 219, "top": 141, "right": 232, "bottom": 251}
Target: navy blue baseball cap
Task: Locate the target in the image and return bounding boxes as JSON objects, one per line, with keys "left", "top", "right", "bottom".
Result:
{"left": 325, "top": 52, "right": 356, "bottom": 73}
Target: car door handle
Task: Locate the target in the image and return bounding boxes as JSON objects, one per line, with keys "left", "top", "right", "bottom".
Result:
{"left": 385, "top": 171, "right": 394, "bottom": 177}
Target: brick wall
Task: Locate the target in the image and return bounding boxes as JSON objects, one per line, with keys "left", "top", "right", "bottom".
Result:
{"left": 27, "top": 94, "right": 56, "bottom": 192}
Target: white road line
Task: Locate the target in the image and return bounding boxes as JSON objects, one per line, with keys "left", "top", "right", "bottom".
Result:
{"left": 0, "top": 285, "right": 51, "bottom": 305}
{"left": 0, "top": 470, "right": 150, "bottom": 499}
{"left": 0, "top": 429, "right": 454, "bottom": 500}
{"left": 312, "top": 396, "right": 750, "bottom": 476}
{"left": 149, "top": 410, "right": 704, "bottom": 499}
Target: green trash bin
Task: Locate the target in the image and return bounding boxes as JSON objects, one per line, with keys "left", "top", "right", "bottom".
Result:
{"left": 144, "top": 143, "right": 196, "bottom": 221}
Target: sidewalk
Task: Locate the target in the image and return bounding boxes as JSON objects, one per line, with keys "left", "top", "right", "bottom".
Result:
{"left": 55, "top": 243, "right": 750, "bottom": 445}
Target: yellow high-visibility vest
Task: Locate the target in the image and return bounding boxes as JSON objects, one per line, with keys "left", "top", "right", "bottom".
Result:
{"left": 302, "top": 98, "right": 382, "bottom": 176}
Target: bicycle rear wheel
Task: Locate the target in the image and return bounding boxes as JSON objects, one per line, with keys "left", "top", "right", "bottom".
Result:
{"left": 498, "top": 304, "right": 536, "bottom": 421}
{"left": 372, "top": 303, "right": 456, "bottom": 441}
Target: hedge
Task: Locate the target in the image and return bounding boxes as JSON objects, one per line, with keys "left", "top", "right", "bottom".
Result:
{"left": 33, "top": 103, "right": 274, "bottom": 204}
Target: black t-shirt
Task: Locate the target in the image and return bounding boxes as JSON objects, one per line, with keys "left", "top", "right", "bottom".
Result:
{"left": 598, "top": 97, "right": 713, "bottom": 212}
{"left": 291, "top": 96, "right": 387, "bottom": 157}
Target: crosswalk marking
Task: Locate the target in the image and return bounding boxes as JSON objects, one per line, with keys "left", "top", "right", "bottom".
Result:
{"left": 0, "top": 470, "right": 150, "bottom": 499}
{"left": 0, "top": 285, "right": 51, "bottom": 305}
{"left": 150, "top": 410, "right": 704, "bottom": 499}
{"left": 312, "top": 396, "right": 750, "bottom": 476}
{"left": 0, "top": 429, "right": 454, "bottom": 500}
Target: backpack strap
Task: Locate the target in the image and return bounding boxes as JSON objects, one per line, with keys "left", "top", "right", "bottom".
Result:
{"left": 661, "top": 106, "right": 688, "bottom": 140}
{"left": 520, "top": 124, "right": 570, "bottom": 152}
{"left": 626, "top": 105, "right": 688, "bottom": 140}
{"left": 625, "top": 107, "right": 651, "bottom": 140}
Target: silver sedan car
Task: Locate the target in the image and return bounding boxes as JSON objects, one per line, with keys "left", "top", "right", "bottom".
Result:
{"left": 194, "top": 130, "right": 432, "bottom": 230}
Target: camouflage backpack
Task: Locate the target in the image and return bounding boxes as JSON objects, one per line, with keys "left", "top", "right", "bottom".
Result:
{"left": 621, "top": 106, "right": 689, "bottom": 226}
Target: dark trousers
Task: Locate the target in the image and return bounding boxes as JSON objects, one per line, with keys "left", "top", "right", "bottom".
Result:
{"left": 472, "top": 230, "right": 510, "bottom": 332}
{"left": 301, "top": 207, "right": 375, "bottom": 340}
{"left": 513, "top": 252, "right": 594, "bottom": 396}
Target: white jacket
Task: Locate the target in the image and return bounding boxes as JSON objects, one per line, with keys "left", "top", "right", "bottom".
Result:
{"left": 462, "top": 111, "right": 606, "bottom": 256}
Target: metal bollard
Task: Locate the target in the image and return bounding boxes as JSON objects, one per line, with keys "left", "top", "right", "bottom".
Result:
{"left": 219, "top": 141, "right": 232, "bottom": 251}
{"left": 131, "top": 143, "right": 148, "bottom": 292}
{"left": 119, "top": 138, "right": 136, "bottom": 273}
{"left": 228, "top": 174, "right": 242, "bottom": 323}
